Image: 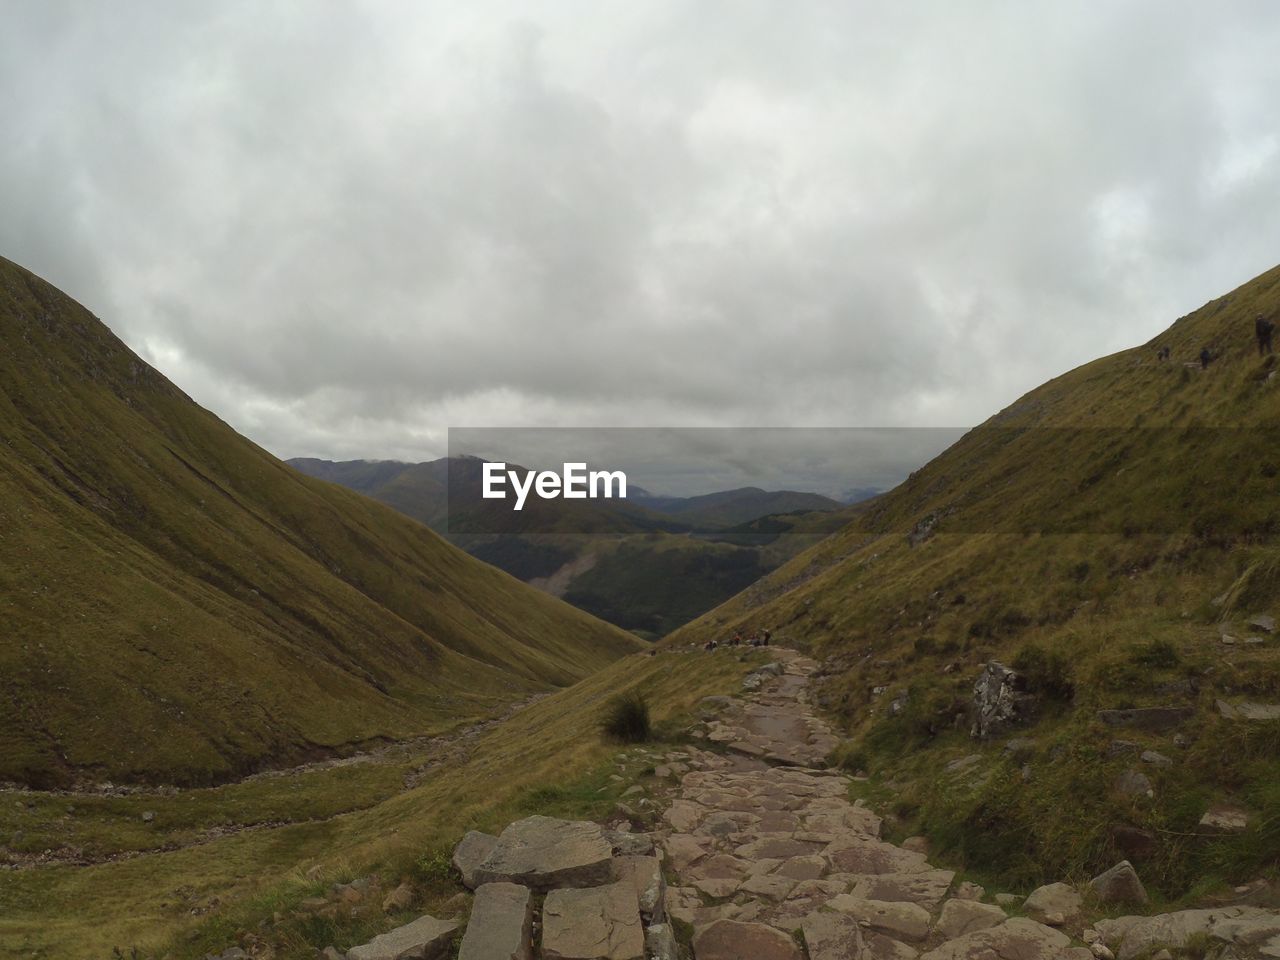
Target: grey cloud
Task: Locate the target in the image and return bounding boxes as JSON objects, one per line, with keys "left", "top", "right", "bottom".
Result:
{"left": 2, "top": 1, "right": 1279, "bottom": 467}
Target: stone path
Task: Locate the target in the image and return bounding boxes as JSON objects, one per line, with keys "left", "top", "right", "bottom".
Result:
{"left": 326, "top": 648, "right": 1280, "bottom": 960}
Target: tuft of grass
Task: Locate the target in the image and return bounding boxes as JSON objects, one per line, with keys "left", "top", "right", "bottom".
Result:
{"left": 1012, "top": 643, "right": 1075, "bottom": 702}
{"left": 1130, "top": 639, "right": 1181, "bottom": 668}
{"left": 600, "top": 693, "right": 652, "bottom": 743}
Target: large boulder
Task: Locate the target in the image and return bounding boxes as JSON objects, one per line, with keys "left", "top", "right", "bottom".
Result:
{"left": 457, "top": 882, "right": 532, "bottom": 960}
{"left": 471, "top": 817, "right": 613, "bottom": 892}
{"left": 846, "top": 869, "right": 956, "bottom": 910}
{"left": 1089, "top": 861, "right": 1148, "bottom": 906}
{"left": 347, "top": 915, "right": 460, "bottom": 960}
{"left": 971, "top": 662, "right": 1035, "bottom": 739}
{"left": 541, "top": 881, "right": 644, "bottom": 960}
{"left": 693, "top": 919, "right": 804, "bottom": 960}
{"left": 453, "top": 831, "right": 498, "bottom": 889}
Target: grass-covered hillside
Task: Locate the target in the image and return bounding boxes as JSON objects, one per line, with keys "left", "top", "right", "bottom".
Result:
{"left": 670, "top": 263, "right": 1280, "bottom": 897}
{"left": 0, "top": 257, "right": 640, "bottom": 788}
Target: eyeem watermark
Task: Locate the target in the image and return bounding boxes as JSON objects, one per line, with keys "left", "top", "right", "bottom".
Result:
{"left": 482, "top": 461, "right": 627, "bottom": 511}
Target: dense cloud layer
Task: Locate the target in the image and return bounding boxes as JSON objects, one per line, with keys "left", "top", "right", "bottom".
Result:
{"left": 3, "top": 2, "right": 1279, "bottom": 469}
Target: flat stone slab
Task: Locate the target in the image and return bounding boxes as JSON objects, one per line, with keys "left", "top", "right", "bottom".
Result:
{"left": 846, "top": 869, "right": 955, "bottom": 909}
{"left": 824, "top": 837, "right": 929, "bottom": 875}
{"left": 472, "top": 817, "right": 613, "bottom": 892}
{"left": 458, "top": 883, "right": 532, "bottom": 960}
{"left": 1200, "top": 802, "right": 1249, "bottom": 832}
{"left": 347, "top": 915, "right": 460, "bottom": 960}
{"left": 825, "top": 895, "right": 932, "bottom": 941}
{"left": 1096, "top": 707, "right": 1194, "bottom": 731}
{"left": 1216, "top": 699, "right": 1280, "bottom": 721}
{"left": 935, "top": 899, "right": 1007, "bottom": 939}
{"left": 919, "top": 918, "right": 1069, "bottom": 960}
{"left": 542, "top": 881, "right": 644, "bottom": 960}
{"left": 692, "top": 919, "right": 804, "bottom": 960}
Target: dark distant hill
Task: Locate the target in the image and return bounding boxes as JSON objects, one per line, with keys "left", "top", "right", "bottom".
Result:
{"left": 289, "top": 457, "right": 850, "bottom": 636}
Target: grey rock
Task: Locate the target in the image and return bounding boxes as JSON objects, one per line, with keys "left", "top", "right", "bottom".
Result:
{"left": 644, "top": 923, "right": 679, "bottom": 960}
{"left": 1024, "top": 882, "right": 1083, "bottom": 924}
{"left": 1096, "top": 707, "right": 1194, "bottom": 731}
{"left": 472, "top": 817, "right": 613, "bottom": 892}
{"left": 1107, "top": 740, "right": 1139, "bottom": 758}
{"left": 453, "top": 831, "right": 498, "bottom": 889}
{"left": 347, "top": 915, "right": 460, "bottom": 960}
{"left": 141, "top": 811, "right": 155, "bottom": 823}
{"left": 1140, "top": 750, "right": 1173, "bottom": 767}
{"left": 1004, "top": 738, "right": 1037, "bottom": 758}
{"left": 935, "top": 899, "right": 1008, "bottom": 938}
{"left": 1114, "top": 769, "right": 1154, "bottom": 798}
{"left": 824, "top": 894, "right": 932, "bottom": 941}
{"left": 1089, "top": 861, "right": 1148, "bottom": 906}
{"left": 604, "top": 829, "right": 653, "bottom": 857}
{"left": 612, "top": 855, "right": 664, "bottom": 921}
{"left": 1217, "top": 700, "right": 1280, "bottom": 721}
{"left": 1199, "top": 803, "right": 1249, "bottom": 833}
{"left": 1250, "top": 614, "right": 1276, "bottom": 634}
{"left": 920, "top": 918, "right": 1070, "bottom": 960}
{"left": 458, "top": 882, "right": 532, "bottom": 960}
{"left": 971, "top": 662, "right": 1036, "bottom": 739}
{"left": 541, "top": 881, "right": 644, "bottom": 960}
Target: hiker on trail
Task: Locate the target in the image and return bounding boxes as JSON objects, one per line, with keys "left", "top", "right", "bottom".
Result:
{"left": 762, "top": 628, "right": 771, "bottom": 646}
{"left": 1156, "top": 345, "right": 1170, "bottom": 361}
{"left": 1256, "top": 314, "right": 1274, "bottom": 356}
{"left": 704, "top": 639, "right": 718, "bottom": 652}
{"left": 1200, "top": 347, "right": 1214, "bottom": 370}
{"left": 731, "top": 630, "right": 743, "bottom": 647}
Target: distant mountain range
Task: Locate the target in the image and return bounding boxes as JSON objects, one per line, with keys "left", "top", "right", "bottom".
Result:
{"left": 288, "top": 456, "right": 853, "bottom": 636}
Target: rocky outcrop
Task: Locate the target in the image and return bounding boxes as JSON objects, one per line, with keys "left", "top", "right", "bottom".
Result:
{"left": 970, "top": 662, "right": 1035, "bottom": 739}
{"left": 1096, "top": 906, "right": 1280, "bottom": 960}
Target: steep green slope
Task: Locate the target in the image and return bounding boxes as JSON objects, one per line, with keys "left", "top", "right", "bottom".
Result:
{"left": 670, "top": 264, "right": 1280, "bottom": 895}
{"left": 0, "top": 257, "right": 640, "bottom": 788}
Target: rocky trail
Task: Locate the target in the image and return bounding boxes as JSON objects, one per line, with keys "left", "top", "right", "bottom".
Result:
{"left": 218, "top": 649, "right": 1280, "bottom": 960}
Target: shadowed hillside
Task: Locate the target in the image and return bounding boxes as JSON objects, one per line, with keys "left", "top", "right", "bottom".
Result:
{"left": 0, "top": 257, "right": 640, "bottom": 788}
{"left": 670, "top": 263, "right": 1280, "bottom": 895}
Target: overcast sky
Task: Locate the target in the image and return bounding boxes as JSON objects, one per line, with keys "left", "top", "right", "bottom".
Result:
{"left": 4, "top": 2, "right": 1279, "bottom": 465}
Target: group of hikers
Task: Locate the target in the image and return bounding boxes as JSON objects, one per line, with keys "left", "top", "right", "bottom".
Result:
{"left": 1161, "top": 313, "right": 1274, "bottom": 369}
{"left": 704, "top": 627, "right": 771, "bottom": 651}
